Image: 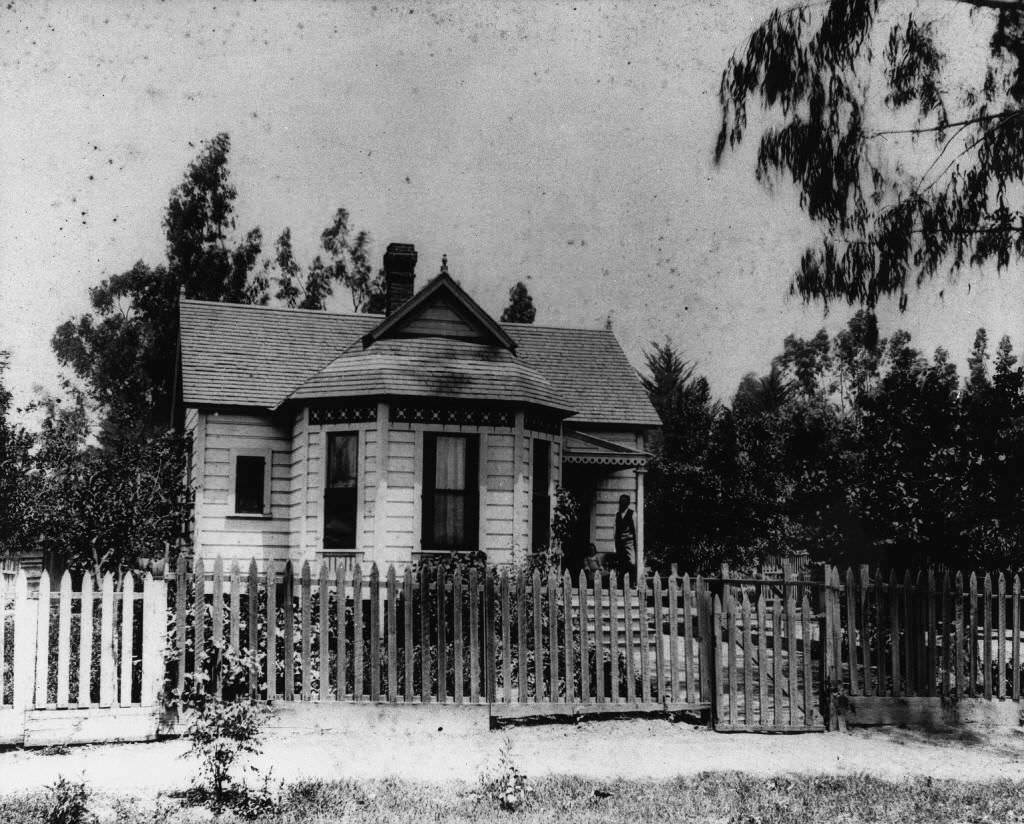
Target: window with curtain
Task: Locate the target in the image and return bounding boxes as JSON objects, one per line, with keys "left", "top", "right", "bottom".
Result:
{"left": 531, "top": 438, "right": 551, "bottom": 551}
{"left": 324, "top": 432, "right": 358, "bottom": 549}
{"left": 423, "top": 433, "right": 479, "bottom": 551}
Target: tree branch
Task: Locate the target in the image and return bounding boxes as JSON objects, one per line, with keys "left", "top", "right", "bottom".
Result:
{"left": 866, "top": 110, "right": 1019, "bottom": 139}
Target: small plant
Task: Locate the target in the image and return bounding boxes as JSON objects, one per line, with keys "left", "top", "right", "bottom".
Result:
{"left": 45, "top": 777, "right": 95, "bottom": 824}
{"left": 230, "top": 771, "right": 283, "bottom": 821}
{"left": 183, "top": 698, "right": 266, "bottom": 810}
{"left": 479, "top": 739, "right": 532, "bottom": 812}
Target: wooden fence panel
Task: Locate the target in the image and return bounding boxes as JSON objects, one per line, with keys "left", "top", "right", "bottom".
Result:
{"left": 56, "top": 571, "right": 72, "bottom": 709}
{"left": 283, "top": 561, "right": 295, "bottom": 702}
{"left": 548, "top": 570, "right": 560, "bottom": 703}
{"left": 1014, "top": 575, "right": 1021, "bottom": 702}
{"left": 652, "top": 574, "right": 664, "bottom": 702}
{"left": 682, "top": 575, "right": 695, "bottom": 702}
{"left": 668, "top": 574, "right": 680, "bottom": 703}
{"left": 337, "top": 565, "right": 347, "bottom": 700}
{"left": 79, "top": 575, "right": 93, "bottom": 707}
{"left": 99, "top": 573, "right": 115, "bottom": 708}
{"left": 369, "top": 565, "right": 380, "bottom": 702}
{"left": 319, "top": 564, "right": 329, "bottom": 699}
{"left": 405, "top": 567, "right": 415, "bottom": 703}
{"left": 593, "top": 573, "right": 604, "bottom": 704}
{"left": 32, "top": 569, "right": 49, "bottom": 708}
{"left": 211, "top": 558, "right": 223, "bottom": 697}
{"left": 563, "top": 572, "right": 575, "bottom": 705}
{"left": 420, "top": 566, "right": 431, "bottom": 702}
{"left": 741, "top": 590, "right": 752, "bottom": 724}
{"left": 608, "top": 572, "right": 619, "bottom": 704}
{"left": 119, "top": 573, "right": 134, "bottom": 707}
{"left": 388, "top": 566, "right": 398, "bottom": 703}
{"left": 500, "top": 571, "right": 511, "bottom": 704}
{"left": 579, "top": 571, "right": 591, "bottom": 704}
{"left": 436, "top": 568, "right": 447, "bottom": 704}
{"left": 301, "top": 562, "right": 312, "bottom": 701}
{"left": 983, "top": 573, "right": 993, "bottom": 700}
{"left": 998, "top": 572, "right": 1006, "bottom": 700}
{"left": 352, "top": 566, "right": 363, "bottom": 701}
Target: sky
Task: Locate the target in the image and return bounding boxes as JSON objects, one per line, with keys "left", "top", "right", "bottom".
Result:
{"left": 2, "top": 0, "right": 1023, "bottom": 416}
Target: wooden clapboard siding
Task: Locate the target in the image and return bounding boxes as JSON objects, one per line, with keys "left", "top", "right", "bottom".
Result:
{"left": 289, "top": 408, "right": 308, "bottom": 556}
{"left": 194, "top": 411, "right": 294, "bottom": 567}
{"left": 484, "top": 432, "right": 517, "bottom": 553}
{"left": 399, "top": 292, "right": 489, "bottom": 340}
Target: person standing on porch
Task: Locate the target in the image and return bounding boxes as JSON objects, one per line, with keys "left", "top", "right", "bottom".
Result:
{"left": 614, "top": 494, "right": 637, "bottom": 580}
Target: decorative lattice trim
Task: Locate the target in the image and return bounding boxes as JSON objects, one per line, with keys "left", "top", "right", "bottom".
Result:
{"left": 309, "top": 404, "right": 378, "bottom": 425}
{"left": 391, "top": 404, "right": 514, "bottom": 427}
{"left": 525, "top": 413, "right": 562, "bottom": 435}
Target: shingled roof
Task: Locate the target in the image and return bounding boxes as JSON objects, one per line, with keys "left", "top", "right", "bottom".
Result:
{"left": 179, "top": 298, "right": 660, "bottom": 427}
{"left": 287, "top": 337, "right": 571, "bottom": 412}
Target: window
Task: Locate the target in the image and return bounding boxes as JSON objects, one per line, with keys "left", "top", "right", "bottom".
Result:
{"left": 423, "top": 433, "right": 479, "bottom": 551}
{"left": 324, "top": 432, "right": 359, "bottom": 549}
{"left": 233, "top": 454, "right": 269, "bottom": 515}
{"left": 531, "top": 439, "right": 551, "bottom": 551}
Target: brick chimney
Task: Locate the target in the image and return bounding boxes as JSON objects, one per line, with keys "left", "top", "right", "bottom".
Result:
{"left": 383, "top": 243, "right": 417, "bottom": 315}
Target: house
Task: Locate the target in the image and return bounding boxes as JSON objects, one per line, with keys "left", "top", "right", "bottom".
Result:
{"left": 176, "top": 243, "right": 661, "bottom": 574}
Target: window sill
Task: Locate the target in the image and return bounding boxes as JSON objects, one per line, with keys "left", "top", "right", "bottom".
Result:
{"left": 414, "top": 549, "right": 483, "bottom": 555}
{"left": 226, "top": 512, "right": 275, "bottom": 520}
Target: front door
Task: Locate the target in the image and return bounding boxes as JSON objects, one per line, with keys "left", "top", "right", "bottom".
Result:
{"left": 560, "top": 464, "right": 596, "bottom": 575}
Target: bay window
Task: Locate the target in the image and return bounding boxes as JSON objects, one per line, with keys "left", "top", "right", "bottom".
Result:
{"left": 324, "top": 432, "right": 359, "bottom": 549}
{"left": 423, "top": 433, "right": 479, "bottom": 551}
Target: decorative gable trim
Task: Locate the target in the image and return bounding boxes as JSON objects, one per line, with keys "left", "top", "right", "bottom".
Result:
{"left": 362, "top": 272, "right": 517, "bottom": 351}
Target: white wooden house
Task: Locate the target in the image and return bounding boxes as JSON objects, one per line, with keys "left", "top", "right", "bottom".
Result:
{"left": 176, "top": 243, "right": 661, "bottom": 573}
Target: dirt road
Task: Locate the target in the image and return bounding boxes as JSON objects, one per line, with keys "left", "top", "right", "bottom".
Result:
{"left": 2, "top": 720, "right": 1023, "bottom": 795}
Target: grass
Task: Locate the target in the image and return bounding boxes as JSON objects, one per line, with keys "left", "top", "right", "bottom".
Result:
{"left": 4, "top": 773, "right": 1024, "bottom": 823}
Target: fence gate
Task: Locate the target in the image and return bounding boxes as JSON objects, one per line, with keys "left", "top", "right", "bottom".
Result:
{"left": 712, "top": 569, "right": 839, "bottom": 732}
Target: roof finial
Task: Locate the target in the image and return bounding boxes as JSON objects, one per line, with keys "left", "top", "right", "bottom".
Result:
{"left": 440, "top": 254, "right": 449, "bottom": 276}
{"left": 605, "top": 310, "right": 614, "bottom": 331}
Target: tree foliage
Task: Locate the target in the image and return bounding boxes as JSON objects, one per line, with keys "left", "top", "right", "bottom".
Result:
{"left": 0, "top": 352, "right": 38, "bottom": 557}
{"left": 34, "top": 134, "right": 383, "bottom": 573}
{"left": 500, "top": 282, "right": 537, "bottom": 323}
{"left": 645, "top": 315, "right": 1024, "bottom": 572}
{"left": 268, "top": 209, "right": 383, "bottom": 312}
{"left": 718, "top": 0, "right": 1024, "bottom": 308}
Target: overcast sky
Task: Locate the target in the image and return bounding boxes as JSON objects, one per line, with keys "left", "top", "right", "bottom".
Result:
{"left": 2, "top": 0, "right": 1023, "bottom": 414}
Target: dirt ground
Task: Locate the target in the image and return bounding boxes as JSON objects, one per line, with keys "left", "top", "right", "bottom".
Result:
{"left": 2, "top": 719, "right": 1024, "bottom": 795}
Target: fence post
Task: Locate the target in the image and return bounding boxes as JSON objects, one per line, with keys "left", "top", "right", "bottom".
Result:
{"left": 12, "top": 570, "right": 36, "bottom": 717}
{"left": 33, "top": 571, "right": 51, "bottom": 708}
{"left": 821, "top": 567, "right": 836, "bottom": 731}
{"left": 141, "top": 572, "right": 166, "bottom": 707}
{"left": 712, "top": 593, "right": 722, "bottom": 729}
{"left": 120, "top": 572, "right": 135, "bottom": 707}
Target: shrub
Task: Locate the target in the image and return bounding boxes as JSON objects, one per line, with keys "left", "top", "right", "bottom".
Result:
{"left": 45, "top": 777, "right": 94, "bottom": 824}
{"left": 478, "top": 739, "right": 532, "bottom": 812}
{"left": 183, "top": 698, "right": 266, "bottom": 810}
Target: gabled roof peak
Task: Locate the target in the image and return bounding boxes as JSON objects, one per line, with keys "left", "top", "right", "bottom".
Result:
{"left": 362, "top": 271, "right": 517, "bottom": 352}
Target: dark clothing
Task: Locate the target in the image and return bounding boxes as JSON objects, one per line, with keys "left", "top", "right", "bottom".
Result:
{"left": 614, "top": 508, "right": 637, "bottom": 579}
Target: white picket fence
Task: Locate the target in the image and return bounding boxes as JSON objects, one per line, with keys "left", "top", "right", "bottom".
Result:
{"left": 0, "top": 569, "right": 165, "bottom": 747}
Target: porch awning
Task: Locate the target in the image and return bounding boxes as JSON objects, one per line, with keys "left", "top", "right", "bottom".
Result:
{"left": 563, "top": 430, "right": 651, "bottom": 467}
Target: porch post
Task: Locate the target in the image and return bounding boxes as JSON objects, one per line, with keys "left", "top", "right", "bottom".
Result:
{"left": 513, "top": 410, "right": 526, "bottom": 559}
{"left": 373, "top": 402, "right": 390, "bottom": 565}
{"left": 635, "top": 466, "right": 646, "bottom": 575}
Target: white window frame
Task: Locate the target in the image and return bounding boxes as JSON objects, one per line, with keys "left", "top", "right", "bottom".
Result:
{"left": 413, "top": 425, "right": 489, "bottom": 556}
{"left": 227, "top": 447, "right": 273, "bottom": 518}
{"left": 320, "top": 427, "right": 364, "bottom": 552}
